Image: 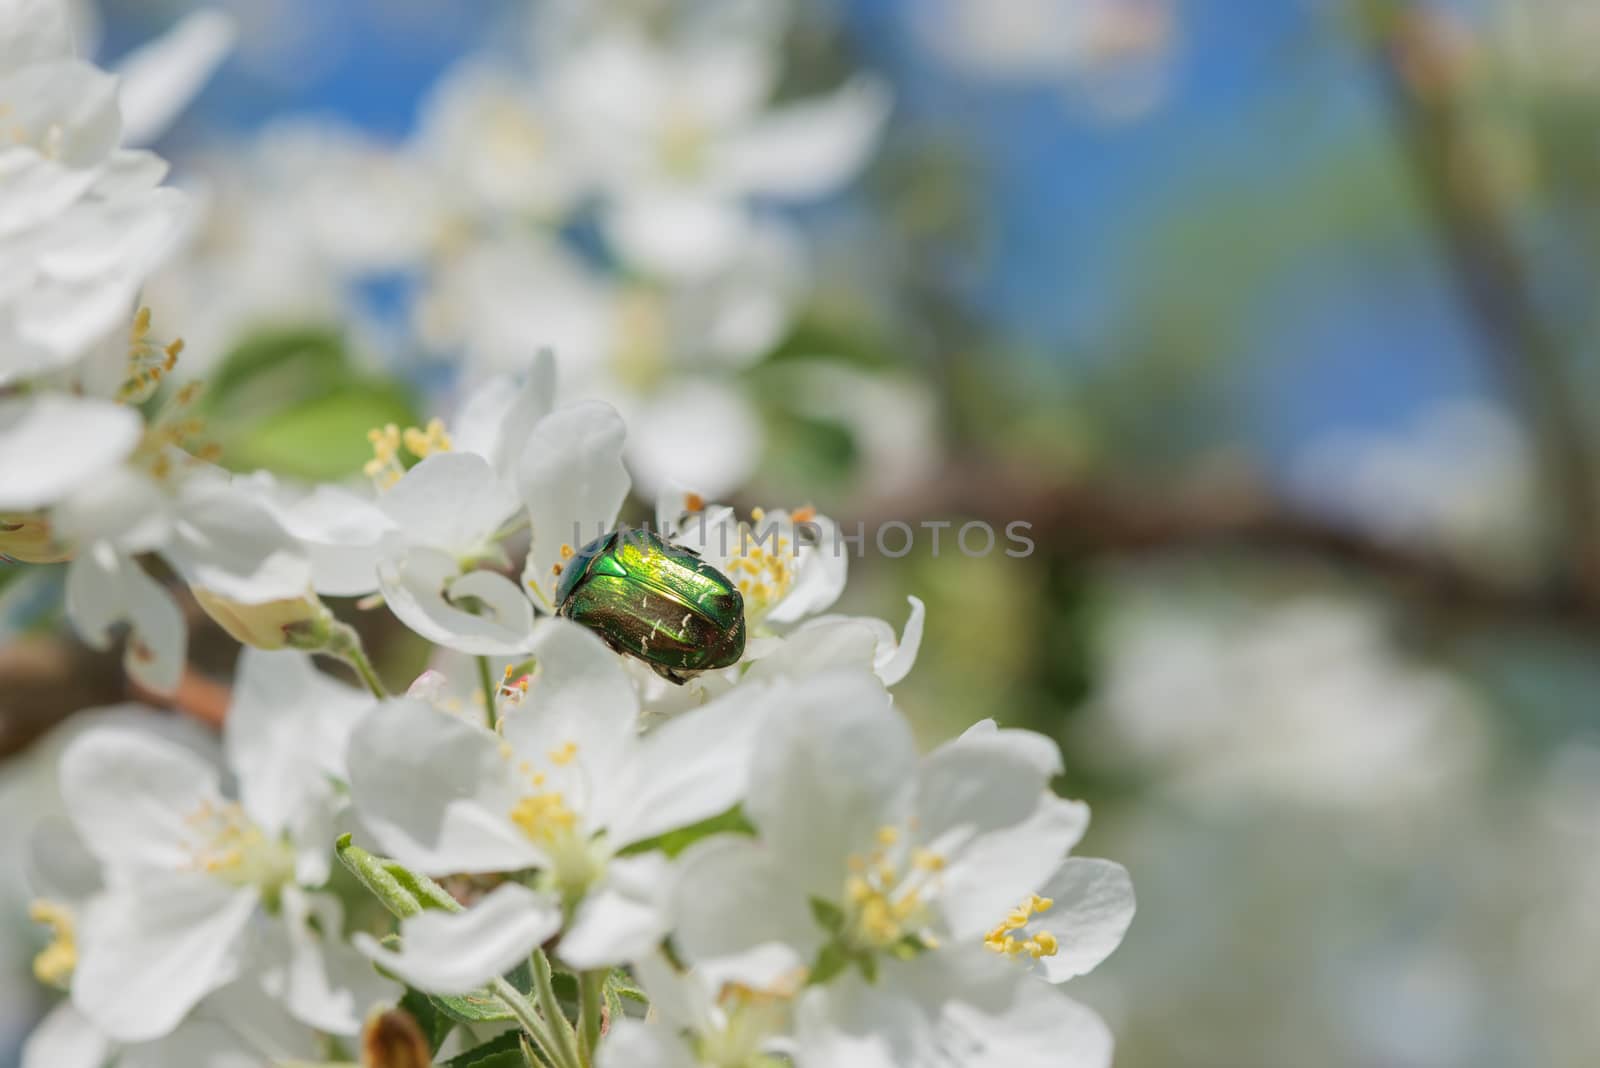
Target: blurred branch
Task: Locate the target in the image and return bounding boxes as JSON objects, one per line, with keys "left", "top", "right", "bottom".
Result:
{"left": 1366, "top": 0, "right": 1600, "bottom": 595}
{"left": 857, "top": 460, "right": 1600, "bottom": 635}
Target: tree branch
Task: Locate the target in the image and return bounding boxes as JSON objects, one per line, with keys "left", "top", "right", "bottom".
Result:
{"left": 1366, "top": 0, "right": 1600, "bottom": 595}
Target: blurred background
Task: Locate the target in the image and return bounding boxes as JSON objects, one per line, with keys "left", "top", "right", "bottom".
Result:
{"left": 7, "top": 0, "right": 1600, "bottom": 1064}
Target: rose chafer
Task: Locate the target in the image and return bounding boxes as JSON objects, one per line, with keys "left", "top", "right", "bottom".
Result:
{"left": 555, "top": 526, "right": 746, "bottom": 684}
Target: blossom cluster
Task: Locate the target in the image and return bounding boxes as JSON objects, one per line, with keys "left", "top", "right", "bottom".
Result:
{"left": 2, "top": 3, "right": 1134, "bottom": 1068}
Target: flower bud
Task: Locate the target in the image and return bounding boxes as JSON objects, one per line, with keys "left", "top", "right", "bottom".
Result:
{"left": 362, "top": 1008, "right": 430, "bottom": 1068}
{"left": 192, "top": 588, "right": 335, "bottom": 651}
{"left": 0, "top": 515, "right": 72, "bottom": 564}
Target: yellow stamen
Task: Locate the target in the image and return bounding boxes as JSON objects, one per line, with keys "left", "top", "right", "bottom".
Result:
{"left": 29, "top": 901, "right": 76, "bottom": 988}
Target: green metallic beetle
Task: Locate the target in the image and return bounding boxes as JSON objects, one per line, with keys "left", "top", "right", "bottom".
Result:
{"left": 554, "top": 526, "right": 746, "bottom": 684}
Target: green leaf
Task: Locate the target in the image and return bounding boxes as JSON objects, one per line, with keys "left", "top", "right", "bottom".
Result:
{"left": 440, "top": 1029, "right": 533, "bottom": 1068}
{"left": 622, "top": 805, "right": 755, "bottom": 858}
{"left": 222, "top": 383, "right": 419, "bottom": 480}
{"left": 335, "top": 834, "right": 462, "bottom": 920}
{"left": 399, "top": 988, "right": 454, "bottom": 1055}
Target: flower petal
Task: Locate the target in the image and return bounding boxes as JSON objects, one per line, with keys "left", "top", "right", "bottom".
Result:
{"left": 1028, "top": 858, "right": 1136, "bottom": 983}
{"left": 168, "top": 481, "right": 311, "bottom": 604}
{"left": 115, "top": 10, "right": 236, "bottom": 147}
{"left": 560, "top": 853, "right": 672, "bottom": 969}
{"left": 597, "top": 1019, "right": 701, "bottom": 1068}
{"left": 937, "top": 795, "right": 1091, "bottom": 943}
{"left": 21, "top": 1002, "right": 111, "bottom": 1068}
{"left": 763, "top": 516, "right": 848, "bottom": 625}
{"left": 272, "top": 887, "right": 400, "bottom": 1036}
{"left": 0, "top": 394, "right": 140, "bottom": 511}
{"left": 226, "top": 648, "right": 369, "bottom": 839}
{"left": 354, "top": 881, "right": 562, "bottom": 995}
{"left": 500, "top": 618, "right": 640, "bottom": 798}
{"left": 518, "top": 401, "right": 630, "bottom": 607}
{"left": 380, "top": 451, "right": 517, "bottom": 556}
{"left": 65, "top": 543, "right": 186, "bottom": 695}
{"left": 452, "top": 348, "right": 557, "bottom": 479}
{"left": 671, "top": 836, "right": 817, "bottom": 987}
{"left": 743, "top": 671, "right": 912, "bottom": 898}
{"left": 378, "top": 546, "right": 536, "bottom": 655}
{"left": 712, "top": 77, "right": 891, "bottom": 199}
{"left": 73, "top": 876, "right": 258, "bottom": 1043}
{"left": 60, "top": 724, "right": 222, "bottom": 875}
{"left": 605, "top": 682, "right": 768, "bottom": 848}
{"left": 346, "top": 698, "right": 540, "bottom": 876}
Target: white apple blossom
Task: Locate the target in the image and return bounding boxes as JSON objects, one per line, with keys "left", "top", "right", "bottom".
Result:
{"left": 665, "top": 672, "right": 1133, "bottom": 1068}
{"left": 345, "top": 618, "right": 770, "bottom": 988}
{"left": 0, "top": 2, "right": 230, "bottom": 383}
{"left": 558, "top": 25, "right": 890, "bottom": 281}
{"left": 54, "top": 650, "right": 394, "bottom": 1042}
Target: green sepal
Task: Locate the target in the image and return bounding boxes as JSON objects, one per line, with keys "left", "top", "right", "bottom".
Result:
{"left": 809, "top": 942, "right": 852, "bottom": 986}
{"left": 439, "top": 1029, "right": 535, "bottom": 1068}
{"left": 335, "top": 834, "right": 461, "bottom": 920}
{"left": 808, "top": 896, "right": 846, "bottom": 936}
{"left": 337, "top": 836, "right": 534, "bottom": 1026}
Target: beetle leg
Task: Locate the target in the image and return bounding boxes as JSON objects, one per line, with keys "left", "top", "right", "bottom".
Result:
{"left": 651, "top": 663, "right": 693, "bottom": 686}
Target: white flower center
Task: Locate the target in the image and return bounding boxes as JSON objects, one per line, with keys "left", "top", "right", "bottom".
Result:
{"left": 724, "top": 507, "right": 816, "bottom": 623}
{"left": 840, "top": 824, "right": 946, "bottom": 951}
{"left": 505, "top": 740, "right": 605, "bottom": 898}
{"left": 182, "top": 800, "right": 295, "bottom": 894}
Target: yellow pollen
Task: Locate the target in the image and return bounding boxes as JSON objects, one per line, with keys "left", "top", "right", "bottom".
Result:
{"left": 684, "top": 492, "right": 705, "bottom": 512}
{"left": 548, "top": 741, "right": 578, "bottom": 766}
{"left": 792, "top": 505, "right": 817, "bottom": 523}
{"left": 119, "top": 307, "right": 186, "bottom": 404}
{"left": 365, "top": 423, "right": 405, "bottom": 489}
{"left": 509, "top": 790, "right": 577, "bottom": 843}
{"left": 29, "top": 901, "right": 76, "bottom": 988}
{"left": 984, "top": 893, "right": 1059, "bottom": 961}
{"left": 750, "top": 507, "right": 765, "bottom": 521}
{"left": 560, "top": 544, "right": 576, "bottom": 560}
{"left": 912, "top": 848, "right": 946, "bottom": 872}
{"left": 401, "top": 417, "right": 453, "bottom": 459}
{"left": 877, "top": 826, "right": 899, "bottom": 846}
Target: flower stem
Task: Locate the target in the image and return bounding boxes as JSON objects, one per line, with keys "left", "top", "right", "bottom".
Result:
{"left": 477, "top": 654, "right": 498, "bottom": 729}
{"left": 578, "top": 969, "right": 605, "bottom": 1063}
{"left": 489, "top": 975, "right": 568, "bottom": 1068}
{"left": 532, "top": 950, "right": 584, "bottom": 1068}
{"left": 328, "top": 622, "right": 387, "bottom": 699}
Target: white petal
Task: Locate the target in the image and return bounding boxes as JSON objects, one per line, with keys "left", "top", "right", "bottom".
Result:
{"left": 914, "top": 726, "right": 1062, "bottom": 848}
{"left": 115, "top": 10, "right": 236, "bottom": 146}
{"left": 452, "top": 348, "right": 557, "bottom": 479}
{"left": 798, "top": 948, "right": 1113, "bottom": 1068}
{"left": 380, "top": 451, "right": 517, "bottom": 556}
{"left": 603, "top": 187, "right": 751, "bottom": 281}
{"left": 559, "top": 853, "right": 672, "bottom": 969}
{"left": 623, "top": 381, "right": 762, "bottom": 500}
{"left": 500, "top": 618, "right": 640, "bottom": 796}
{"left": 597, "top": 1019, "right": 701, "bottom": 1068}
{"left": 346, "top": 698, "right": 540, "bottom": 876}
{"left": 766, "top": 597, "right": 925, "bottom": 685}
{"left": 1029, "top": 858, "right": 1136, "bottom": 983}
{"left": 763, "top": 517, "right": 848, "bottom": 624}
{"left": 65, "top": 544, "right": 186, "bottom": 694}
{"left": 518, "top": 401, "right": 630, "bottom": 607}
{"left": 274, "top": 887, "right": 400, "bottom": 1036}
{"left": 744, "top": 671, "right": 911, "bottom": 898}
{"left": 275, "top": 484, "right": 395, "bottom": 596}
{"left": 168, "top": 481, "right": 311, "bottom": 604}
{"left": 671, "top": 836, "right": 817, "bottom": 987}
{"left": 355, "top": 881, "right": 561, "bottom": 995}
{"left": 713, "top": 77, "right": 891, "bottom": 199}
{"left": 73, "top": 877, "right": 258, "bottom": 1043}
{"left": 605, "top": 682, "right": 768, "bottom": 848}
{"left": 378, "top": 547, "right": 537, "bottom": 655}
{"left": 60, "top": 724, "right": 222, "bottom": 874}
{"left": 226, "top": 649, "right": 369, "bottom": 838}
{"left": 52, "top": 464, "right": 171, "bottom": 552}
{"left": 0, "top": 395, "right": 140, "bottom": 511}
{"left": 937, "top": 796, "right": 1090, "bottom": 943}
{"left": 21, "top": 1001, "right": 111, "bottom": 1068}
